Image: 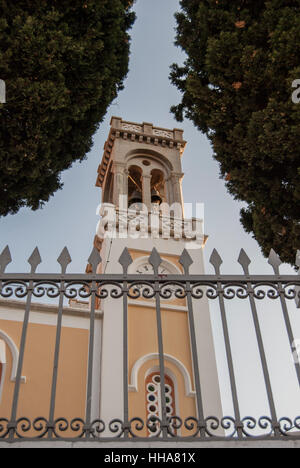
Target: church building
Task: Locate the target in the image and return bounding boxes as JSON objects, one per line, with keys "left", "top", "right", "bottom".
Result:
{"left": 0, "top": 117, "right": 222, "bottom": 439}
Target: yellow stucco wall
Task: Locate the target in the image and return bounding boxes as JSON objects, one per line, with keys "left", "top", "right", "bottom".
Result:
{"left": 0, "top": 248, "right": 198, "bottom": 439}
{"left": 0, "top": 318, "right": 89, "bottom": 437}
{"left": 128, "top": 250, "right": 197, "bottom": 437}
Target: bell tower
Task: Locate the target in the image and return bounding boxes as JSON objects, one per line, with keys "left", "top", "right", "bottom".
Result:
{"left": 97, "top": 117, "right": 185, "bottom": 211}
{"left": 93, "top": 117, "right": 223, "bottom": 436}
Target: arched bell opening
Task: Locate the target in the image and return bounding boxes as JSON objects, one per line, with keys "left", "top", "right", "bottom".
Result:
{"left": 128, "top": 165, "right": 143, "bottom": 209}
{"left": 151, "top": 169, "right": 165, "bottom": 208}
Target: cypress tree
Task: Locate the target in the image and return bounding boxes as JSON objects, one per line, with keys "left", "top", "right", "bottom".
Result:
{"left": 0, "top": 0, "right": 135, "bottom": 216}
{"left": 170, "top": 0, "right": 300, "bottom": 265}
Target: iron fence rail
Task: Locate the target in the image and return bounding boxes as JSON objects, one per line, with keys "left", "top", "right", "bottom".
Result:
{"left": 0, "top": 245, "right": 299, "bottom": 443}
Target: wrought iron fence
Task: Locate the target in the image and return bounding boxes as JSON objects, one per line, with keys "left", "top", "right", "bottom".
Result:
{"left": 0, "top": 244, "right": 299, "bottom": 443}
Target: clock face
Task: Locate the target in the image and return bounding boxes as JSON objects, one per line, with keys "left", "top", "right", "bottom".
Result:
{"left": 135, "top": 263, "right": 171, "bottom": 275}
{"left": 133, "top": 261, "right": 178, "bottom": 297}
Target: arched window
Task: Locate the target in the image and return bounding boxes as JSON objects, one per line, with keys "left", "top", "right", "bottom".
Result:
{"left": 0, "top": 330, "right": 26, "bottom": 396}
{"left": 145, "top": 372, "right": 176, "bottom": 436}
{"left": 150, "top": 169, "right": 165, "bottom": 207}
{"left": 125, "top": 153, "right": 170, "bottom": 209}
{"left": 128, "top": 165, "right": 143, "bottom": 208}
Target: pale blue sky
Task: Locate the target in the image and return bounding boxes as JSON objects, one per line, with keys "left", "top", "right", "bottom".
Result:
{"left": 1, "top": 0, "right": 299, "bottom": 422}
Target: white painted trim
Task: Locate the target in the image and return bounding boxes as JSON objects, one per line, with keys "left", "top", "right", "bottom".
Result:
{"left": 0, "top": 306, "right": 101, "bottom": 329}
{"left": 125, "top": 150, "right": 173, "bottom": 174}
{"left": 128, "top": 300, "right": 188, "bottom": 312}
{"left": 0, "top": 330, "right": 26, "bottom": 384}
{"left": 0, "top": 340, "right": 6, "bottom": 363}
{"left": 129, "top": 353, "right": 195, "bottom": 398}
{"left": 0, "top": 339, "right": 7, "bottom": 403}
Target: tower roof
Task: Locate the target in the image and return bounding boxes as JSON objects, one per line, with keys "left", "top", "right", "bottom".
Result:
{"left": 96, "top": 117, "right": 187, "bottom": 188}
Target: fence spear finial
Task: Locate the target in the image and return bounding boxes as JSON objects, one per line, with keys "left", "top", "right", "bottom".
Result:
{"left": 57, "top": 247, "right": 72, "bottom": 274}
{"left": 296, "top": 250, "right": 300, "bottom": 269}
{"left": 87, "top": 247, "right": 101, "bottom": 274}
{"left": 268, "top": 249, "right": 282, "bottom": 275}
{"left": 238, "top": 249, "right": 251, "bottom": 275}
{"left": 179, "top": 249, "right": 193, "bottom": 274}
{"left": 119, "top": 248, "right": 133, "bottom": 274}
{"left": 28, "top": 247, "right": 42, "bottom": 274}
{"left": 149, "top": 248, "right": 162, "bottom": 275}
{"left": 0, "top": 245, "right": 12, "bottom": 273}
{"left": 209, "top": 249, "right": 223, "bottom": 275}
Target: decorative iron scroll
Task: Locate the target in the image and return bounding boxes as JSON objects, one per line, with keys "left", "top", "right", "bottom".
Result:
{"left": 0, "top": 245, "right": 299, "bottom": 443}
{"left": 0, "top": 279, "right": 299, "bottom": 302}
{"left": 1, "top": 415, "right": 300, "bottom": 441}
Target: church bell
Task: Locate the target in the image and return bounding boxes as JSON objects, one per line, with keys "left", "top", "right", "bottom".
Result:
{"left": 128, "top": 190, "right": 143, "bottom": 207}
{"left": 151, "top": 188, "right": 162, "bottom": 205}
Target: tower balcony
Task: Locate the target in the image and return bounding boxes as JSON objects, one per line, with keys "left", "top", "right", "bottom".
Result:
{"left": 94, "top": 204, "right": 207, "bottom": 251}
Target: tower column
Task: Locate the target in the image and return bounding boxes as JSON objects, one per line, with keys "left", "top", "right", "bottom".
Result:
{"left": 171, "top": 172, "right": 184, "bottom": 209}
{"left": 142, "top": 174, "right": 152, "bottom": 211}
{"left": 122, "top": 168, "right": 129, "bottom": 208}
{"left": 112, "top": 162, "right": 126, "bottom": 207}
{"left": 165, "top": 176, "right": 173, "bottom": 205}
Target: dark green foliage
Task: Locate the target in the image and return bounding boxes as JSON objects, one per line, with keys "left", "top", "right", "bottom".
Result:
{"left": 170, "top": 0, "right": 300, "bottom": 265}
{"left": 0, "top": 0, "right": 135, "bottom": 216}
